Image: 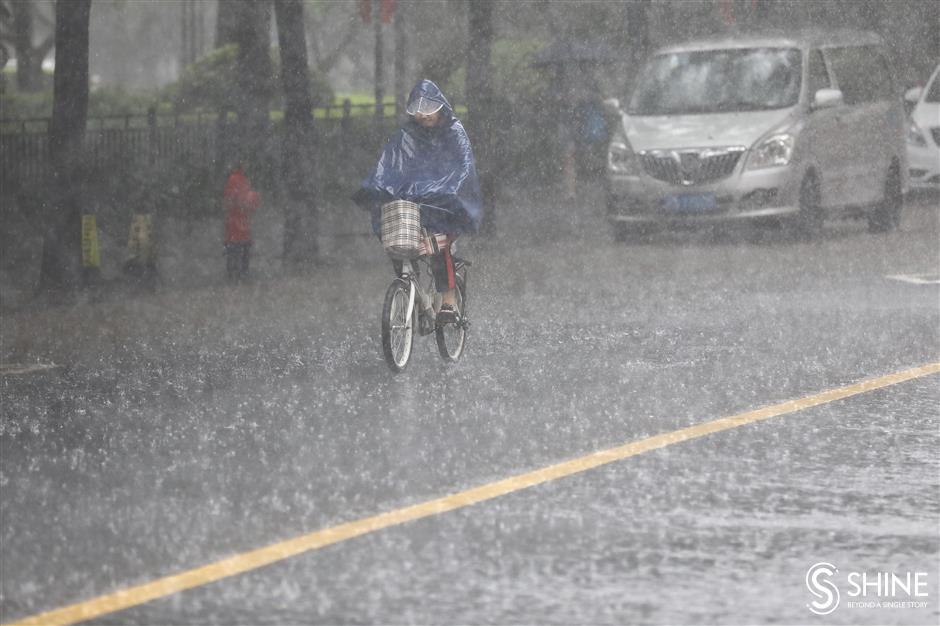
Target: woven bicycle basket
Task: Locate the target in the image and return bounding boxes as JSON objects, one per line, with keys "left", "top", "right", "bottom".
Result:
{"left": 380, "top": 200, "right": 423, "bottom": 259}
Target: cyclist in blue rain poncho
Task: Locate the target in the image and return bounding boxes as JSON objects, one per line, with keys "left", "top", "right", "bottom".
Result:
{"left": 355, "top": 79, "right": 482, "bottom": 323}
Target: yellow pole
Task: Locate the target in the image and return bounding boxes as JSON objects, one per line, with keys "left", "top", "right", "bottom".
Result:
{"left": 81, "top": 214, "right": 100, "bottom": 268}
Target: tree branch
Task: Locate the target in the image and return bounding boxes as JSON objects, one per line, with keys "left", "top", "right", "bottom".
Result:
{"left": 33, "top": 1, "right": 53, "bottom": 29}
{"left": 318, "top": 17, "right": 358, "bottom": 74}
{"left": 305, "top": 7, "right": 322, "bottom": 67}
{"left": 36, "top": 30, "right": 53, "bottom": 57}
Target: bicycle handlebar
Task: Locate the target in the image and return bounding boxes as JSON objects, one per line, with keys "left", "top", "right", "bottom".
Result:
{"left": 416, "top": 201, "right": 456, "bottom": 216}
{"left": 381, "top": 196, "right": 455, "bottom": 216}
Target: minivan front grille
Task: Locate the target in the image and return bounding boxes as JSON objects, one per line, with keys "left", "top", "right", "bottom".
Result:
{"left": 639, "top": 147, "right": 745, "bottom": 186}
{"left": 930, "top": 127, "right": 940, "bottom": 148}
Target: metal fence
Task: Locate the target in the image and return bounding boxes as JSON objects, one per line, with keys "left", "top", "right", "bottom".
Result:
{"left": 0, "top": 100, "right": 398, "bottom": 193}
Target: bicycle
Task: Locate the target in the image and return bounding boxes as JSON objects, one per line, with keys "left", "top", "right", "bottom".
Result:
{"left": 379, "top": 201, "right": 471, "bottom": 373}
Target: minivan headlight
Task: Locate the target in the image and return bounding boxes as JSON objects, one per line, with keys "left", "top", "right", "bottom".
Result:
{"left": 746, "top": 133, "right": 794, "bottom": 170}
{"left": 608, "top": 140, "right": 639, "bottom": 174}
{"left": 907, "top": 120, "right": 927, "bottom": 147}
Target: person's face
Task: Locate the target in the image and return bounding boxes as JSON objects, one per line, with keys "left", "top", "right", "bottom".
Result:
{"left": 414, "top": 110, "right": 441, "bottom": 127}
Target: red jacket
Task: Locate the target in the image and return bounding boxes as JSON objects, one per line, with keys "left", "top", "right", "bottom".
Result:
{"left": 223, "top": 168, "right": 260, "bottom": 243}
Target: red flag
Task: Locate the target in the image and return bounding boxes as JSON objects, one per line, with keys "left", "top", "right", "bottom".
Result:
{"left": 359, "top": 0, "right": 372, "bottom": 23}
{"left": 380, "top": 0, "right": 395, "bottom": 23}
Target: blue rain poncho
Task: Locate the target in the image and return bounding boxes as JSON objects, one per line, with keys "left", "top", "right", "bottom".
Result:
{"left": 355, "top": 80, "right": 483, "bottom": 235}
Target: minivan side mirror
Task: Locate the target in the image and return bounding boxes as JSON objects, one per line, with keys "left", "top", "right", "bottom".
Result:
{"left": 813, "top": 88, "right": 843, "bottom": 110}
{"left": 904, "top": 86, "right": 924, "bottom": 104}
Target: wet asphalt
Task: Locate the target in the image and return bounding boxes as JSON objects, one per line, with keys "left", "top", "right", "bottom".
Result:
{"left": 1, "top": 189, "right": 938, "bottom": 625}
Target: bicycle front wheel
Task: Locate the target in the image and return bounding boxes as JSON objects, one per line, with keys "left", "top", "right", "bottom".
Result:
{"left": 382, "top": 278, "right": 415, "bottom": 372}
{"left": 436, "top": 272, "right": 467, "bottom": 362}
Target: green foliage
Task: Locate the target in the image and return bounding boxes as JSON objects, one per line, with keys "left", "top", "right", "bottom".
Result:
{"left": 299, "top": 68, "right": 335, "bottom": 109}
{"left": 492, "top": 39, "right": 559, "bottom": 183}
{"left": 88, "top": 85, "right": 165, "bottom": 117}
{"left": 441, "top": 38, "right": 552, "bottom": 108}
{"left": 171, "top": 44, "right": 334, "bottom": 113}
{"left": 493, "top": 38, "right": 554, "bottom": 108}
{"left": 0, "top": 89, "right": 52, "bottom": 119}
{"left": 333, "top": 93, "right": 396, "bottom": 106}
{"left": 170, "top": 45, "right": 240, "bottom": 112}
{"left": 313, "top": 117, "right": 398, "bottom": 200}
{"left": 0, "top": 83, "right": 166, "bottom": 119}
{"left": 439, "top": 37, "right": 557, "bottom": 182}
{"left": 1, "top": 43, "right": 335, "bottom": 121}
{"left": 88, "top": 150, "right": 221, "bottom": 225}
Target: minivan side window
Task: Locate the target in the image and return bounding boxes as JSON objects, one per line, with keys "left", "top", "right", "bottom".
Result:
{"left": 826, "top": 45, "right": 893, "bottom": 104}
{"left": 808, "top": 49, "right": 830, "bottom": 98}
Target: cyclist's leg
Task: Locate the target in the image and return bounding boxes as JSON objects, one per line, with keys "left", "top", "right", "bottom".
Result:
{"left": 429, "top": 238, "right": 456, "bottom": 294}
{"left": 429, "top": 236, "right": 458, "bottom": 317}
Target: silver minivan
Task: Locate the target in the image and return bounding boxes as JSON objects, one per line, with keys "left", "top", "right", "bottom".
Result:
{"left": 606, "top": 30, "right": 908, "bottom": 238}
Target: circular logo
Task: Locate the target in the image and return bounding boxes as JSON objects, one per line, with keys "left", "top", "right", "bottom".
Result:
{"left": 806, "top": 562, "right": 840, "bottom": 615}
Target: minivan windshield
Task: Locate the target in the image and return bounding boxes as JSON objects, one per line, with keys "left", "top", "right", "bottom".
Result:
{"left": 628, "top": 47, "right": 802, "bottom": 115}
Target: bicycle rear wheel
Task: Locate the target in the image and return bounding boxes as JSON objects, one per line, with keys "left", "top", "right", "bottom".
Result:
{"left": 382, "top": 278, "right": 415, "bottom": 372}
{"left": 436, "top": 271, "right": 467, "bottom": 362}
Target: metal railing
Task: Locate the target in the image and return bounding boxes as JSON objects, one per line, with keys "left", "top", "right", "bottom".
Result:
{"left": 0, "top": 99, "right": 401, "bottom": 191}
{"left": 0, "top": 98, "right": 399, "bottom": 133}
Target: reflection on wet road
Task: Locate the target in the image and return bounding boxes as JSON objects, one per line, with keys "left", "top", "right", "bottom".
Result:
{"left": 2, "top": 191, "right": 938, "bottom": 625}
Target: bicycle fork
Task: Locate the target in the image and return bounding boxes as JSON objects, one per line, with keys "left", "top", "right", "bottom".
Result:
{"left": 399, "top": 262, "right": 432, "bottom": 330}
{"left": 404, "top": 278, "right": 418, "bottom": 327}
{"left": 399, "top": 260, "right": 444, "bottom": 335}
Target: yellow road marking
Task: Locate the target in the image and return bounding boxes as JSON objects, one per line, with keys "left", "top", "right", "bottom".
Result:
{"left": 886, "top": 273, "right": 940, "bottom": 285}
{"left": 6, "top": 362, "right": 940, "bottom": 626}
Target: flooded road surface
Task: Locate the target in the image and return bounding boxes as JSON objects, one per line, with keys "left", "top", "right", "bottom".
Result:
{"left": 2, "top": 190, "right": 938, "bottom": 625}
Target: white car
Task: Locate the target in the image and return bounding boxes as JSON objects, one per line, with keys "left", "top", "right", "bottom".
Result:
{"left": 905, "top": 64, "right": 940, "bottom": 191}
{"left": 606, "top": 30, "right": 909, "bottom": 237}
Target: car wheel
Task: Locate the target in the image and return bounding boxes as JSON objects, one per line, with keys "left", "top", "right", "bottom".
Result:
{"left": 612, "top": 222, "right": 657, "bottom": 243}
{"left": 612, "top": 223, "right": 631, "bottom": 242}
{"left": 868, "top": 164, "right": 902, "bottom": 233}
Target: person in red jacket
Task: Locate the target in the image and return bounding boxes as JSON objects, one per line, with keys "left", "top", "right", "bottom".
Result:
{"left": 223, "top": 163, "right": 260, "bottom": 281}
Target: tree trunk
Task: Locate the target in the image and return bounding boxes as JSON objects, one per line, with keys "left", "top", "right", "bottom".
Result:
{"left": 373, "top": 0, "right": 384, "bottom": 119}
{"left": 215, "top": 0, "right": 239, "bottom": 48}
{"left": 274, "top": 0, "right": 318, "bottom": 263}
{"left": 467, "top": 0, "right": 495, "bottom": 233}
{"left": 394, "top": 0, "right": 407, "bottom": 115}
{"left": 625, "top": 0, "right": 650, "bottom": 78}
{"left": 11, "top": 0, "right": 43, "bottom": 92}
{"left": 38, "top": 0, "right": 91, "bottom": 293}
{"left": 230, "top": 1, "right": 272, "bottom": 178}
{"left": 180, "top": 0, "right": 195, "bottom": 68}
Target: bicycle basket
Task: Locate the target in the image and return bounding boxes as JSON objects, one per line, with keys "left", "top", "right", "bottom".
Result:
{"left": 381, "top": 200, "right": 423, "bottom": 259}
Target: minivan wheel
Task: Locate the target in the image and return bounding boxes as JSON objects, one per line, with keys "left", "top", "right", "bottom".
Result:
{"left": 792, "top": 174, "right": 823, "bottom": 239}
{"left": 612, "top": 223, "right": 632, "bottom": 242}
{"left": 868, "top": 166, "right": 902, "bottom": 233}
{"left": 612, "top": 222, "right": 656, "bottom": 243}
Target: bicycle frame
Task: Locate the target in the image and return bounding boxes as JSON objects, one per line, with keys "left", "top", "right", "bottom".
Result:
{"left": 397, "top": 257, "right": 441, "bottom": 336}
{"left": 379, "top": 202, "right": 470, "bottom": 371}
